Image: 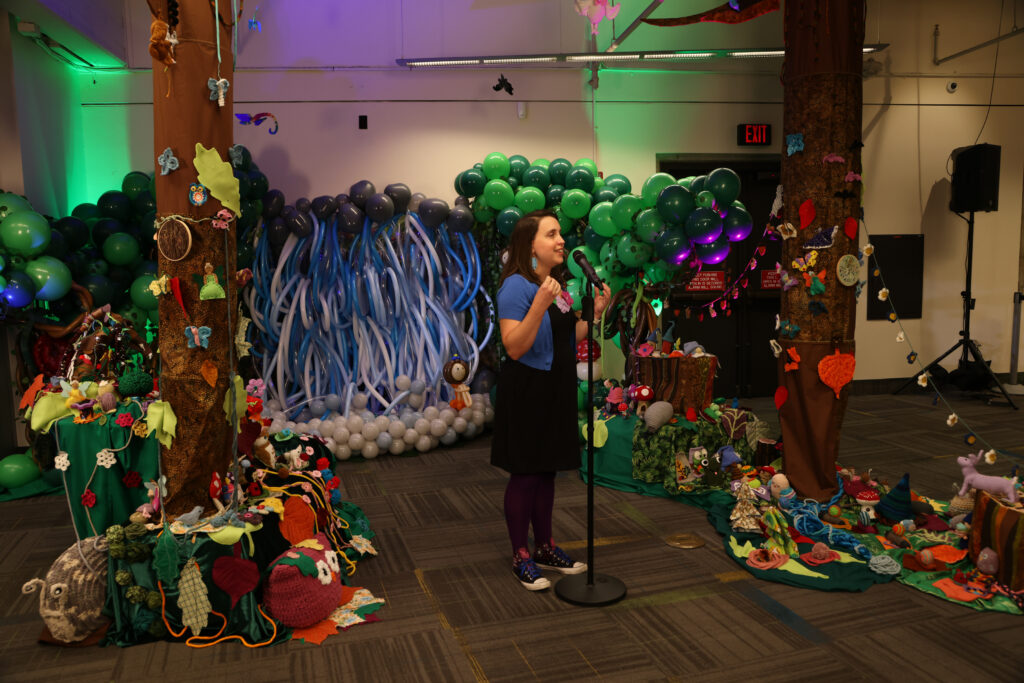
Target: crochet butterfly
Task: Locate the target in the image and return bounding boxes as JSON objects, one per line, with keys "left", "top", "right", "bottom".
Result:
{"left": 803, "top": 269, "right": 827, "bottom": 296}
{"left": 803, "top": 225, "right": 838, "bottom": 250}
{"left": 211, "top": 209, "right": 233, "bottom": 230}
{"left": 791, "top": 250, "right": 818, "bottom": 272}
{"left": 185, "top": 325, "right": 212, "bottom": 349}
{"left": 779, "top": 319, "right": 801, "bottom": 339}
{"left": 775, "top": 264, "right": 799, "bottom": 292}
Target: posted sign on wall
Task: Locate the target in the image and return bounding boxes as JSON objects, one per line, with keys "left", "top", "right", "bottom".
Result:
{"left": 686, "top": 271, "right": 726, "bottom": 291}
{"left": 737, "top": 123, "right": 772, "bottom": 146}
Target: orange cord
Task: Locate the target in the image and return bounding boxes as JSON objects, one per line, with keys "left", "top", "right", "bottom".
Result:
{"left": 159, "top": 580, "right": 279, "bottom": 647}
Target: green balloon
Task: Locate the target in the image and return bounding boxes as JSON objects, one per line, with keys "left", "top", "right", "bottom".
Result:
{"left": 706, "top": 167, "right": 741, "bottom": 206}
{"left": 656, "top": 226, "right": 692, "bottom": 265}
{"left": 545, "top": 184, "right": 565, "bottom": 207}
{"left": 564, "top": 167, "right": 595, "bottom": 193}
{"left": 560, "top": 188, "right": 592, "bottom": 220}
{"left": 568, "top": 245, "right": 598, "bottom": 279}
{"left": 102, "top": 232, "right": 140, "bottom": 266}
{"left": 611, "top": 194, "right": 642, "bottom": 231}
{"left": 593, "top": 187, "right": 618, "bottom": 204}
{"left": 656, "top": 185, "right": 696, "bottom": 224}
{"left": 566, "top": 278, "right": 583, "bottom": 311}
{"left": 521, "top": 166, "right": 551, "bottom": 190}
{"left": 0, "top": 274, "right": 6, "bottom": 293}
{"left": 732, "top": 200, "right": 746, "bottom": 211}
{"left": 532, "top": 158, "right": 551, "bottom": 169}
{"left": 574, "top": 158, "right": 598, "bottom": 176}
{"left": 548, "top": 158, "right": 572, "bottom": 185}
{"left": 615, "top": 233, "right": 652, "bottom": 268}
{"left": 0, "top": 193, "right": 32, "bottom": 222}
{"left": 146, "top": 306, "right": 160, "bottom": 327}
{"left": 130, "top": 274, "right": 159, "bottom": 310}
{"left": 72, "top": 203, "right": 101, "bottom": 221}
{"left": 689, "top": 175, "right": 707, "bottom": 194}
{"left": 460, "top": 168, "right": 487, "bottom": 197}
{"left": 117, "top": 304, "right": 148, "bottom": 331}
{"left": 0, "top": 211, "right": 51, "bottom": 256}
{"left": 515, "top": 186, "right": 545, "bottom": 213}
{"left": 643, "top": 260, "right": 673, "bottom": 284}
{"left": 122, "top": 172, "right": 150, "bottom": 199}
{"left": 483, "top": 179, "right": 514, "bottom": 210}
{"left": 696, "top": 190, "right": 716, "bottom": 209}
{"left": 588, "top": 201, "right": 617, "bottom": 237}
{"left": 24, "top": 255, "right": 72, "bottom": 301}
{"left": 553, "top": 207, "right": 575, "bottom": 235}
{"left": 604, "top": 174, "right": 632, "bottom": 195}
{"left": 677, "top": 176, "right": 696, "bottom": 189}
{"left": 472, "top": 200, "right": 495, "bottom": 223}
{"left": 640, "top": 173, "right": 676, "bottom": 209}
{"left": 87, "top": 259, "right": 109, "bottom": 276}
{"left": 0, "top": 453, "right": 40, "bottom": 489}
{"left": 592, "top": 176, "right": 605, "bottom": 192}
{"left": 600, "top": 238, "right": 629, "bottom": 275}
{"left": 508, "top": 155, "right": 530, "bottom": 181}
{"left": 482, "top": 152, "right": 510, "bottom": 180}
{"left": 684, "top": 207, "right": 723, "bottom": 244}
{"left": 635, "top": 208, "right": 666, "bottom": 244}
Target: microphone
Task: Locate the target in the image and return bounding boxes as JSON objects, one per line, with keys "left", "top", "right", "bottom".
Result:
{"left": 572, "top": 250, "right": 604, "bottom": 290}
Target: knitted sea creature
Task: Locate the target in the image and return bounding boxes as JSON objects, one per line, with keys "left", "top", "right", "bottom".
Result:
{"left": 761, "top": 507, "right": 798, "bottom": 556}
{"left": 21, "top": 536, "right": 109, "bottom": 643}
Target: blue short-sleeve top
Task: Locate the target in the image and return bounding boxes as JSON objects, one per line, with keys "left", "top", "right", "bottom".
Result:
{"left": 497, "top": 274, "right": 553, "bottom": 371}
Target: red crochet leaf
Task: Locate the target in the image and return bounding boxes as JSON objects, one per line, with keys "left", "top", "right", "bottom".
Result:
{"left": 799, "top": 200, "right": 815, "bottom": 230}
{"left": 292, "top": 618, "right": 338, "bottom": 645}
{"left": 843, "top": 217, "right": 858, "bottom": 241}
{"left": 774, "top": 386, "right": 788, "bottom": 410}
{"left": 212, "top": 551, "right": 260, "bottom": 608}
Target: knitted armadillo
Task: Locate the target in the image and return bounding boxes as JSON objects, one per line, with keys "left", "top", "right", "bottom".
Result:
{"left": 21, "top": 536, "right": 109, "bottom": 643}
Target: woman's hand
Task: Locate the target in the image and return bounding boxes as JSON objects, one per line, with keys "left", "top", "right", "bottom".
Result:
{"left": 593, "top": 283, "right": 612, "bottom": 318}
{"left": 533, "top": 276, "right": 561, "bottom": 310}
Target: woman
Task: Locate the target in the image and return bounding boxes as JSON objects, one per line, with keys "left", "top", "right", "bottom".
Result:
{"left": 491, "top": 209, "right": 612, "bottom": 591}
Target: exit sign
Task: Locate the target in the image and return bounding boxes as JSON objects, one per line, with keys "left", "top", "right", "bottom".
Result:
{"left": 737, "top": 123, "right": 772, "bottom": 146}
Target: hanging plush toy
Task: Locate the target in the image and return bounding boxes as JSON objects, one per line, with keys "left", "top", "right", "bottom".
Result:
{"left": 443, "top": 355, "right": 473, "bottom": 411}
{"left": 148, "top": 19, "right": 176, "bottom": 67}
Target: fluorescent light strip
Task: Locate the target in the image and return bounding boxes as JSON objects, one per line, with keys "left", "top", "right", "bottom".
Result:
{"left": 406, "top": 59, "right": 482, "bottom": 67}
{"left": 728, "top": 50, "right": 785, "bottom": 58}
{"left": 566, "top": 53, "right": 641, "bottom": 62}
{"left": 481, "top": 57, "right": 558, "bottom": 64}
{"left": 643, "top": 52, "right": 717, "bottom": 60}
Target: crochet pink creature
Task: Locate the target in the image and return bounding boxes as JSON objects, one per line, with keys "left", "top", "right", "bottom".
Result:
{"left": 575, "top": 0, "right": 621, "bottom": 36}
{"left": 957, "top": 449, "right": 1018, "bottom": 504}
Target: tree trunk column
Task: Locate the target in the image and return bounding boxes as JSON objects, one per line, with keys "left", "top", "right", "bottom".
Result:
{"left": 149, "top": 0, "right": 236, "bottom": 513}
{"left": 779, "top": 0, "right": 864, "bottom": 500}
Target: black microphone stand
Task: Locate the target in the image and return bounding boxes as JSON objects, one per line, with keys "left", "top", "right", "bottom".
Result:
{"left": 555, "top": 280, "right": 627, "bottom": 606}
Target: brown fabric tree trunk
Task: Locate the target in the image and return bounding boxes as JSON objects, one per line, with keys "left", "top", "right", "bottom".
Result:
{"left": 778, "top": 1, "right": 865, "bottom": 500}
{"left": 148, "top": 0, "right": 237, "bottom": 514}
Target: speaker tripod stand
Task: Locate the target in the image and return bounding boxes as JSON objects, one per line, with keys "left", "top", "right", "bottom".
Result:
{"left": 894, "top": 211, "right": 1017, "bottom": 409}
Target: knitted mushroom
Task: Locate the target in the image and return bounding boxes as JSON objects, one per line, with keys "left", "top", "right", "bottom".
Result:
{"left": 576, "top": 339, "right": 602, "bottom": 382}
{"left": 855, "top": 489, "right": 880, "bottom": 518}
{"left": 634, "top": 385, "right": 654, "bottom": 418}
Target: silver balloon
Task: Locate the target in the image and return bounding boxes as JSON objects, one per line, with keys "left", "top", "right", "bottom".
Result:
{"left": 376, "top": 432, "right": 393, "bottom": 450}
{"left": 440, "top": 428, "right": 458, "bottom": 445}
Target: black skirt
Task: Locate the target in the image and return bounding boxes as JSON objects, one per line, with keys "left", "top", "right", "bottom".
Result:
{"left": 491, "top": 303, "right": 580, "bottom": 474}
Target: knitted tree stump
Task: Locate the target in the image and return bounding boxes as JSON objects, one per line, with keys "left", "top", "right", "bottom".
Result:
{"left": 777, "top": 0, "right": 864, "bottom": 500}
{"left": 148, "top": 0, "right": 237, "bottom": 513}
{"left": 629, "top": 354, "right": 717, "bottom": 414}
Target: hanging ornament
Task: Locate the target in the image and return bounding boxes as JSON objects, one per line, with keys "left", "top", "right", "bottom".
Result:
{"left": 208, "top": 77, "right": 230, "bottom": 107}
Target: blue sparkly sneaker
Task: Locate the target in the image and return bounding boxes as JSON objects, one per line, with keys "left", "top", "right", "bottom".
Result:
{"left": 513, "top": 550, "right": 551, "bottom": 591}
{"left": 533, "top": 543, "right": 587, "bottom": 575}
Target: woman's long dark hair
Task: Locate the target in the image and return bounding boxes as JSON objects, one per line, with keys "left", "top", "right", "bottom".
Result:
{"left": 498, "top": 209, "right": 566, "bottom": 287}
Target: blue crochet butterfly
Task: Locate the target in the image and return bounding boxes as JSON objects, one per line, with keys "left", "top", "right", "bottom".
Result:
{"left": 185, "top": 325, "right": 212, "bottom": 349}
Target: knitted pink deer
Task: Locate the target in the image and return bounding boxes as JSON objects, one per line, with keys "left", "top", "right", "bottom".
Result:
{"left": 957, "top": 449, "right": 1018, "bottom": 504}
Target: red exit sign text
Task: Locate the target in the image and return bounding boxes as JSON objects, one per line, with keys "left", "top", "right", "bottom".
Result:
{"left": 737, "top": 123, "right": 772, "bottom": 146}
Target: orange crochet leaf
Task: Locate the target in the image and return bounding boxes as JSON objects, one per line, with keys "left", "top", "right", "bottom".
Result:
{"left": 279, "top": 495, "right": 317, "bottom": 546}
{"left": 292, "top": 618, "right": 338, "bottom": 645}
{"left": 200, "top": 360, "right": 218, "bottom": 388}
{"left": 817, "top": 349, "right": 856, "bottom": 399}
{"left": 20, "top": 374, "right": 46, "bottom": 411}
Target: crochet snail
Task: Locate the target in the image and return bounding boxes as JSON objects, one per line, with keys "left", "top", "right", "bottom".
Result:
{"left": 22, "top": 536, "right": 109, "bottom": 643}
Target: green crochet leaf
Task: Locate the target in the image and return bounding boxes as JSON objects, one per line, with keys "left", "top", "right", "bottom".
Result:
{"left": 153, "top": 522, "right": 180, "bottom": 585}
{"left": 194, "top": 143, "right": 240, "bottom": 215}
{"left": 278, "top": 552, "right": 318, "bottom": 577}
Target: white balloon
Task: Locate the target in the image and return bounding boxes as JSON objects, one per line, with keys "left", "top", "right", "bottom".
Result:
{"left": 388, "top": 420, "right": 407, "bottom": 438}
{"left": 324, "top": 394, "right": 341, "bottom": 412}
{"left": 351, "top": 392, "right": 369, "bottom": 409}
{"left": 324, "top": 437, "right": 337, "bottom": 453}
{"left": 484, "top": 407, "right": 495, "bottom": 423}
{"left": 336, "top": 445, "right": 352, "bottom": 461}
{"left": 376, "top": 432, "right": 393, "bottom": 450}
{"left": 362, "top": 442, "right": 380, "bottom": 459}
{"left": 470, "top": 393, "right": 484, "bottom": 405}
{"left": 453, "top": 417, "right": 468, "bottom": 433}
{"left": 388, "top": 440, "right": 405, "bottom": 455}
{"left": 407, "top": 393, "right": 424, "bottom": 409}
{"left": 348, "top": 433, "right": 366, "bottom": 451}
{"left": 395, "top": 375, "right": 411, "bottom": 391}
{"left": 430, "top": 419, "right": 447, "bottom": 437}
{"left": 308, "top": 418, "right": 321, "bottom": 432}
{"left": 404, "top": 440, "right": 415, "bottom": 453}
{"left": 294, "top": 422, "right": 309, "bottom": 434}
{"left": 423, "top": 406, "right": 440, "bottom": 420}
{"left": 440, "top": 428, "right": 458, "bottom": 445}
{"left": 414, "top": 418, "right": 431, "bottom": 435}
{"left": 403, "top": 429, "right": 419, "bottom": 444}
{"left": 430, "top": 437, "right": 439, "bottom": 449}
{"left": 440, "top": 409, "right": 456, "bottom": 425}
{"left": 333, "top": 426, "right": 350, "bottom": 444}
{"left": 265, "top": 399, "right": 281, "bottom": 413}
{"left": 362, "top": 423, "right": 380, "bottom": 441}
{"left": 272, "top": 410, "right": 287, "bottom": 422}
{"left": 360, "top": 410, "right": 375, "bottom": 422}
{"left": 465, "top": 422, "right": 479, "bottom": 438}
{"left": 471, "top": 411, "right": 485, "bottom": 427}
{"left": 346, "top": 415, "right": 365, "bottom": 434}
{"left": 270, "top": 420, "right": 285, "bottom": 434}
{"left": 415, "top": 435, "right": 432, "bottom": 452}
{"left": 374, "top": 415, "right": 391, "bottom": 432}
{"left": 285, "top": 421, "right": 296, "bottom": 430}
{"left": 458, "top": 407, "right": 473, "bottom": 419}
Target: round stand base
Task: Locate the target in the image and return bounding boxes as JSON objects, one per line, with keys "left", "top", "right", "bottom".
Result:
{"left": 554, "top": 573, "right": 627, "bottom": 606}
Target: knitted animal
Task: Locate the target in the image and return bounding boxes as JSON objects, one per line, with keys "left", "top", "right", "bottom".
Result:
{"left": 148, "top": 19, "right": 176, "bottom": 66}
{"left": 263, "top": 533, "right": 343, "bottom": 628}
{"left": 21, "top": 536, "right": 109, "bottom": 643}
{"left": 958, "top": 449, "right": 1018, "bottom": 504}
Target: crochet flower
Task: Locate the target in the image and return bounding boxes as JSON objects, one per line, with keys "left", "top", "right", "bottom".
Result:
{"left": 309, "top": 470, "right": 322, "bottom": 479}
{"left": 896, "top": 331, "right": 905, "bottom": 343}
{"left": 96, "top": 448, "right": 118, "bottom": 469}
{"left": 316, "top": 457, "right": 329, "bottom": 471}
{"left": 81, "top": 489, "right": 97, "bottom": 508}
{"left": 984, "top": 449, "right": 997, "bottom": 464}
{"left": 247, "top": 482, "right": 262, "bottom": 497}
{"left": 862, "top": 243, "right": 874, "bottom": 256}
{"left": 916, "top": 373, "right": 929, "bottom": 388}
{"left": 305, "top": 446, "right": 314, "bottom": 456}
{"left": 301, "top": 495, "right": 311, "bottom": 505}
{"left": 116, "top": 413, "right": 135, "bottom": 428}
{"left": 55, "top": 452, "right": 70, "bottom": 472}
{"left": 245, "top": 378, "right": 265, "bottom": 398}
{"left": 122, "top": 471, "right": 142, "bottom": 488}
{"left": 326, "top": 477, "right": 340, "bottom": 490}
{"left": 301, "top": 482, "right": 313, "bottom": 493}
{"left": 132, "top": 420, "right": 149, "bottom": 438}
{"left": 946, "top": 413, "right": 958, "bottom": 427}
{"left": 877, "top": 288, "right": 889, "bottom": 301}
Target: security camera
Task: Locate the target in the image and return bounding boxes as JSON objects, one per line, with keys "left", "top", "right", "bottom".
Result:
{"left": 946, "top": 81, "right": 959, "bottom": 93}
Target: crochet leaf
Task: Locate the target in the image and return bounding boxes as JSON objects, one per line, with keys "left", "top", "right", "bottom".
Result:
{"left": 292, "top": 618, "right": 338, "bottom": 645}
{"left": 193, "top": 143, "right": 240, "bottom": 215}
{"left": 153, "top": 523, "right": 180, "bottom": 585}
{"left": 223, "top": 374, "right": 247, "bottom": 432}
{"left": 278, "top": 551, "right": 318, "bottom": 578}
{"left": 176, "top": 558, "right": 211, "bottom": 635}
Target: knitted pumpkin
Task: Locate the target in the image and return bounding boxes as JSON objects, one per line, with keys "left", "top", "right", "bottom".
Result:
{"left": 263, "top": 533, "right": 342, "bottom": 628}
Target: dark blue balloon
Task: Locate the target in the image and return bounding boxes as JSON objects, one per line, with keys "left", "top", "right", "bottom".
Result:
{"left": 2, "top": 271, "right": 36, "bottom": 308}
{"left": 348, "top": 180, "right": 375, "bottom": 209}
{"left": 365, "top": 193, "right": 395, "bottom": 223}
{"left": 294, "top": 197, "right": 311, "bottom": 214}
{"left": 418, "top": 198, "right": 450, "bottom": 229}
{"left": 339, "top": 202, "right": 365, "bottom": 234}
{"left": 446, "top": 205, "right": 474, "bottom": 233}
{"left": 384, "top": 183, "right": 411, "bottom": 214}
{"left": 262, "top": 190, "right": 285, "bottom": 219}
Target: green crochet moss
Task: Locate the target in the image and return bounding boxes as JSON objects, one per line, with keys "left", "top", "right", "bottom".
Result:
{"left": 118, "top": 369, "right": 153, "bottom": 398}
{"left": 115, "top": 569, "right": 133, "bottom": 586}
{"left": 147, "top": 617, "right": 167, "bottom": 637}
{"left": 108, "top": 541, "right": 127, "bottom": 559}
{"left": 106, "top": 525, "right": 126, "bottom": 544}
{"left": 124, "top": 522, "right": 148, "bottom": 540}
{"left": 145, "top": 590, "right": 162, "bottom": 611}
{"left": 124, "top": 542, "right": 152, "bottom": 564}
{"left": 125, "top": 585, "right": 147, "bottom": 604}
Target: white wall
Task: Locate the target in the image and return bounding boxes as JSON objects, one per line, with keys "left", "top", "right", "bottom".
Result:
{"left": 13, "top": 0, "right": 1024, "bottom": 381}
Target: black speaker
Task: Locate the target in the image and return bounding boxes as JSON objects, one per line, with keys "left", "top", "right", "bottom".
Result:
{"left": 950, "top": 143, "right": 1000, "bottom": 213}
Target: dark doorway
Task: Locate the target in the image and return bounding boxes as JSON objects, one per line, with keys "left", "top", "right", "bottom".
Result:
{"left": 657, "top": 156, "right": 782, "bottom": 399}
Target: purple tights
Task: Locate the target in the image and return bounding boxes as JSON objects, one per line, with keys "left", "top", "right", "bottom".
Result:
{"left": 504, "top": 473, "right": 555, "bottom": 554}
